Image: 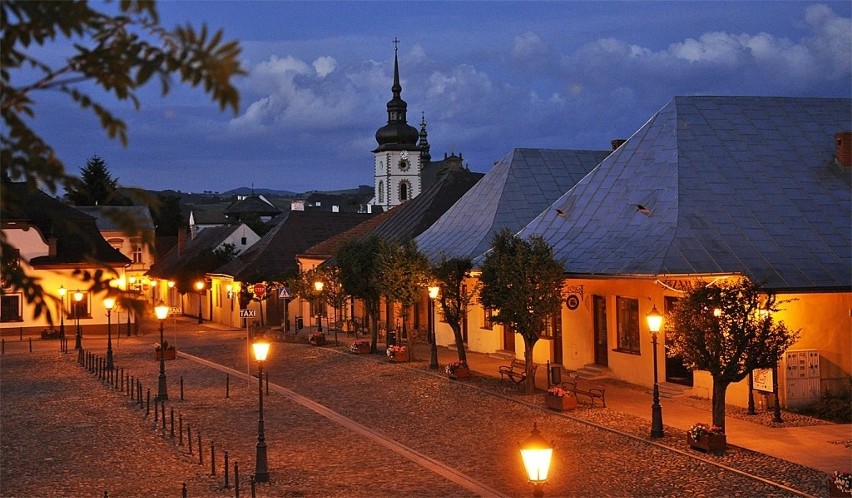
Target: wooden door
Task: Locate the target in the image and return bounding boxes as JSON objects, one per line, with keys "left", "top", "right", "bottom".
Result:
{"left": 593, "top": 295, "right": 608, "bottom": 366}
{"left": 503, "top": 324, "right": 515, "bottom": 353}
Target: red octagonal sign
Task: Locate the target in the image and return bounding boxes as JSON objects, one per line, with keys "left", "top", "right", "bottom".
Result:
{"left": 253, "top": 283, "right": 266, "bottom": 297}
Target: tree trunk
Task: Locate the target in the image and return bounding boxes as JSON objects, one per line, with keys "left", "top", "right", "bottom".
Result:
{"left": 523, "top": 337, "right": 536, "bottom": 395}
{"left": 711, "top": 379, "right": 730, "bottom": 431}
{"left": 450, "top": 322, "right": 467, "bottom": 363}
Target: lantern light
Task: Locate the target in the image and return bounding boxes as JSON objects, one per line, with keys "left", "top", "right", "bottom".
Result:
{"left": 428, "top": 285, "right": 440, "bottom": 299}
{"left": 314, "top": 280, "right": 324, "bottom": 292}
{"left": 253, "top": 336, "right": 270, "bottom": 362}
{"left": 520, "top": 423, "right": 553, "bottom": 497}
{"left": 646, "top": 305, "right": 663, "bottom": 334}
{"left": 103, "top": 297, "right": 116, "bottom": 311}
{"left": 155, "top": 300, "right": 170, "bottom": 320}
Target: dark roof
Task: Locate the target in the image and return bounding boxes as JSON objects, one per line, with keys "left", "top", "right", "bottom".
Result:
{"left": 76, "top": 206, "right": 155, "bottom": 232}
{"left": 416, "top": 148, "right": 610, "bottom": 262}
{"left": 299, "top": 208, "right": 401, "bottom": 260}
{"left": 0, "top": 182, "right": 129, "bottom": 266}
{"left": 147, "top": 225, "right": 245, "bottom": 278}
{"left": 223, "top": 194, "right": 281, "bottom": 217}
{"left": 218, "top": 211, "right": 375, "bottom": 282}
{"left": 517, "top": 96, "right": 852, "bottom": 291}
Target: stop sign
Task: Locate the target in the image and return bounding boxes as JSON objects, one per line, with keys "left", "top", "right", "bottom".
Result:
{"left": 253, "top": 283, "right": 266, "bottom": 297}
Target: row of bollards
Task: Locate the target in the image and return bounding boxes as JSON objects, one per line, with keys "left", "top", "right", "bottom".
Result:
{"left": 75, "top": 350, "right": 260, "bottom": 497}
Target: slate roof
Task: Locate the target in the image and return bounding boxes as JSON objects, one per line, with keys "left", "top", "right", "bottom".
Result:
{"left": 76, "top": 206, "right": 155, "bottom": 232}
{"left": 516, "top": 96, "right": 852, "bottom": 291}
{"left": 299, "top": 208, "right": 401, "bottom": 260}
{"left": 224, "top": 194, "right": 281, "bottom": 217}
{"left": 218, "top": 211, "right": 375, "bottom": 282}
{"left": 147, "top": 225, "right": 245, "bottom": 278}
{"left": 415, "top": 148, "right": 611, "bottom": 262}
{"left": 0, "top": 182, "right": 130, "bottom": 266}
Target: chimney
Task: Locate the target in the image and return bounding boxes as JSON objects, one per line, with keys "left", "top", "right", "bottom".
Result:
{"left": 835, "top": 132, "right": 851, "bottom": 167}
{"left": 177, "top": 228, "right": 186, "bottom": 255}
{"left": 611, "top": 139, "right": 627, "bottom": 151}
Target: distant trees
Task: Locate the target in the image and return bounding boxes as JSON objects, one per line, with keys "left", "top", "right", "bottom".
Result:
{"left": 1, "top": 0, "right": 243, "bottom": 320}
{"left": 479, "top": 229, "right": 565, "bottom": 394}
{"left": 65, "top": 155, "right": 125, "bottom": 206}
{"left": 666, "top": 278, "right": 799, "bottom": 431}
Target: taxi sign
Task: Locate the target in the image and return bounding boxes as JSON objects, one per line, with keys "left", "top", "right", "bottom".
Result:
{"left": 239, "top": 309, "right": 256, "bottom": 318}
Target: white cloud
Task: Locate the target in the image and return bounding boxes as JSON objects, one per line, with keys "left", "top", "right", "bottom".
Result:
{"left": 312, "top": 56, "right": 337, "bottom": 78}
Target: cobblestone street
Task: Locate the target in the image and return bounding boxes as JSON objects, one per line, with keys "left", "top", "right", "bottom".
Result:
{"left": 0, "top": 324, "right": 834, "bottom": 497}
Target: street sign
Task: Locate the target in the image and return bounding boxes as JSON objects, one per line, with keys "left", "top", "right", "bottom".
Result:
{"left": 239, "top": 309, "right": 256, "bottom": 318}
{"left": 279, "top": 287, "right": 291, "bottom": 299}
{"left": 253, "top": 283, "right": 266, "bottom": 297}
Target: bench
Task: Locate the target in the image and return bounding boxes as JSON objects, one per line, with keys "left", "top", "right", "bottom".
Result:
{"left": 562, "top": 375, "right": 606, "bottom": 407}
{"left": 498, "top": 359, "right": 537, "bottom": 385}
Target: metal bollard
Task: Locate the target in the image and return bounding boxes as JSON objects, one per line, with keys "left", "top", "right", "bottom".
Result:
{"left": 234, "top": 461, "right": 240, "bottom": 498}
{"left": 138, "top": 382, "right": 143, "bottom": 407}
{"left": 226, "top": 374, "right": 230, "bottom": 399}
{"left": 161, "top": 401, "right": 166, "bottom": 431}
{"left": 130, "top": 376, "right": 135, "bottom": 400}
{"left": 2, "top": 338, "right": 4, "bottom": 354}
{"left": 28, "top": 337, "right": 32, "bottom": 353}
{"left": 180, "top": 375, "right": 184, "bottom": 401}
{"left": 170, "top": 408, "right": 175, "bottom": 438}
{"left": 146, "top": 388, "right": 151, "bottom": 417}
{"left": 120, "top": 369, "right": 124, "bottom": 392}
{"left": 211, "top": 440, "right": 216, "bottom": 475}
{"left": 182, "top": 482, "right": 187, "bottom": 498}
{"left": 179, "top": 415, "right": 184, "bottom": 446}
{"left": 224, "top": 451, "right": 230, "bottom": 488}
{"left": 154, "top": 398, "right": 159, "bottom": 423}
{"left": 197, "top": 431, "right": 202, "bottom": 465}
{"left": 188, "top": 425, "right": 192, "bottom": 454}
{"left": 250, "top": 474, "right": 256, "bottom": 498}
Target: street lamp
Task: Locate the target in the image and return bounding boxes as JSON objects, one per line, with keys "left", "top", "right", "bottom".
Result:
{"left": 104, "top": 297, "right": 116, "bottom": 370}
{"left": 155, "top": 300, "right": 170, "bottom": 401}
{"left": 647, "top": 304, "right": 664, "bottom": 438}
{"left": 313, "top": 280, "right": 324, "bottom": 333}
{"left": 73, "top": 290, "right": 84, "bottom": 350}
{"left": 520, "top": 423, "right": 553, "bottom": 497}
{"left": 252, "top": 334, "right": 271, "bottom": 483}
{"left": 58, "top": 285, "right": 66, "bottom": 340}
{"left": 428, "top": 285, "right": 440, "bottom": 369}
{"left": 195, "top": 280, "right": 204, "bottom": 324}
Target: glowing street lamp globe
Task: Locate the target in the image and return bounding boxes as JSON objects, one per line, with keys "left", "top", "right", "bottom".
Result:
{"left": 520, "top": 424, "right": 553, "bottom": 497}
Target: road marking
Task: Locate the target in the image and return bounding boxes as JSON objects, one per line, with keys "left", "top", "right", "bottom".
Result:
{"left": 182, "top": 352, "right": 510, "bottom": 498}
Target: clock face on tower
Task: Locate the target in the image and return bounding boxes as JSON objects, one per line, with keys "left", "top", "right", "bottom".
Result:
{"left": 399, "top": 159, "right": 409, "bottom": 171}
{"left": 401, "top": 150, "right": 409, "bottom": 160}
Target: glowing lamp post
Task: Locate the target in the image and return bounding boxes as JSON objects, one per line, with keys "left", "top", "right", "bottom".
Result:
{"left": 520, "top": 423, "right": 553, "bottom": 497}
{"left": 58, "top": 285, "right": 66, "bottom": 340}
{"left": 104, "top": 297, "right": 116, "bottom": 370}
{"left": 252, "top": 335, "right": 271, "bottom": 483}
{"left": 155, "top": 300, "right": 170, "bottom": 400}
{"left": 195, "top": 280, "right": 204, "bottom": 324}
{"left": 313, "top": 280, "right": 324, "bottom": 332}
{"left": 428, "top": 285, "right": 440, "bottom": 369}
{"left": 647, "top": 305, "right": 664, "bottom": 438}
{"left": 73, "top": 290, "right": 84, "bottom": 350}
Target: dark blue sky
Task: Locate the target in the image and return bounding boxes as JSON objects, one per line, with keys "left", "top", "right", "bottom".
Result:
{"left": 29, "top": 1, "right": 852, "bottom": 193}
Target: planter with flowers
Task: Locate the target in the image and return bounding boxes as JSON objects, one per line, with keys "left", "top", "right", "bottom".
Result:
{"left": 155, "top": 341, "right": 176, "bottom": 361}
{"left": 445, "top": 361, "right": 470, "bottom": 380}
{"left": 349, "top": 339, "right": 370, "bottom": 354}
{"left": 309, "top": 331, "right": 326, "bottom": 346}
{"left": 386, "top": 345, "right": 408, "bottom": 362}
{"left": 830, "top": 471, "right": 852, "bottom": 497}
{"left": 545, "top": 386, "right": 578, "bottom": 411}
{"left": 687, "top": 423, "right": 726, "bottom": 453}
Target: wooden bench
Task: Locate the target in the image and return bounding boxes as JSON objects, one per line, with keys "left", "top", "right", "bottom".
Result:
{"left": 498, "top": 359, "right": 537, "bottom": 385}
{"left": 562, "top": 375, "right": 606, "bottom": 407}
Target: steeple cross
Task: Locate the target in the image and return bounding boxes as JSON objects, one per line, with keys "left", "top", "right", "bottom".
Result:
{"left": 393, "top": 37, "right": 399, "bottom": 52}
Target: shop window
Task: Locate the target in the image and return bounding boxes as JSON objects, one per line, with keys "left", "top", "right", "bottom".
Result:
{"left": 542, "top": 312, "right": 561, "bottom": 339}
{"left": 0, "top": 294, "right": 22, "bottom": 322}
{"left": 616, "top": 296, "right": 640, "bottom": 353}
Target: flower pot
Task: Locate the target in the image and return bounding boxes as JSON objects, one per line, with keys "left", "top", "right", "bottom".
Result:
{"left": 155, "top": 349, "right": 176, "bottom": 361}
{"left": 687, "top": 433, "right": 726, "bottom": 453}
{"left": 309, "top": 335, "right": 326, "bottom": 346}
{"left": 391, "top": 350, "right": 408, "bottom": 362}
{"left": 448, "top": 366, "right": 470, "bottom": 380}
{"left": 545, "top": 394, "right": 577, "bottom": 411}
{"left": 829, "top": 477, "right": 851, "bottom": 497}
{"left": 351, "top": 343, "right": 370, "bottom": 354}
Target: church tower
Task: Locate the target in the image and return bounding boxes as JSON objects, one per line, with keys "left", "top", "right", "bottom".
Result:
{"left": 372, "top": 40, "right": 420, "bottom": 210}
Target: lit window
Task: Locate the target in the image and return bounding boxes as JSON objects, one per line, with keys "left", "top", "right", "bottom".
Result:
{"left": 483, "top": 307, "right": 494, "bottom": 330}
{"left": 616, "top": 297, "right": 640, "bottom": 353}
{"left": 132, "top": 244, "right": 143, "bottom": 264}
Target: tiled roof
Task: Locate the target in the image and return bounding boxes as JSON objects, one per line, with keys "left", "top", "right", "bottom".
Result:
{"left": 516, "top": 96, "right": 851, "bottom": 291}
{"left": 76, "top": 206, "right": 155, "bottom": 231}
{"left": 218, "top": 211, "right": 375, "bottom": 282}
{"left": 416, "top": 148, "right": 610, "bottom": 262}
{"left": 300, "top": 209, "right": 400, "bottom": 260}
{"left": 147, "top": 225, "right": 244, "bottom": 278}
{"left": 1, "top": 182, "right": 129, "bottom": 266}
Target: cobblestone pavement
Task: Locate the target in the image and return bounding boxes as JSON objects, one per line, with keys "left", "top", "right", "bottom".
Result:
{"left": 0, "top": 326, "right": 832, "bottom": 497}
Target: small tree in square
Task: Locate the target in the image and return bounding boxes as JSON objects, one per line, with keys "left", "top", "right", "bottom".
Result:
{"left": 432, "top": 256, "right": 477, "bottom": 364}
{"left": 478, "top": 229, "right": 565, "bottom": 394}
{"left": 666, "top": 277, "right": 799, "bottom": 431}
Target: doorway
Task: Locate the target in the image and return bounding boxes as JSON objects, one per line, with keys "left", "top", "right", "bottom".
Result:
{"left": 593, "top": 295, "right": 608, "bottom": 366}
{"left": 664, "top": 296, "right": 693, "bottom": 386}
{"left": 503, "top": 323, "right": 515, "bottom": 353}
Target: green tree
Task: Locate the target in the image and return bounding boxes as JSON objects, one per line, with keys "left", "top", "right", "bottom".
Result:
{"left": 478, "top": 229, "right": 565, "bottom": 394}
{"left": 432, "top": 256, "right": 477, "bottom": 364}
{"left": 666, "top": 278, "right": 799, "bottom": 431}
{"left": 152, "top": 193, "right": 183, "bottom": 237}
{"left": 378, "top": 240, "right": 431, "bottom": 360}
{"left": 65, "top": 155, "right": 120, "bottom": 206}
{"left": 1, "top": 0, "right": 243, "bottom": 320}
{"left": 335, "top": 236, "right": 387, "bottom": 353}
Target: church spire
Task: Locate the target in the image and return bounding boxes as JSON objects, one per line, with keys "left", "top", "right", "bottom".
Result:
{"left": 419, "top": 112, "right": 431, "bottom": 163}
{"left": 374, "top": 38, "right": 418, "bottom": 151}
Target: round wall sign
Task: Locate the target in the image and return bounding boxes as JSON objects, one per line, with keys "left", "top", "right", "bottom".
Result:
{"left": 565, "top": 294, "right": 580, "bottom": 310}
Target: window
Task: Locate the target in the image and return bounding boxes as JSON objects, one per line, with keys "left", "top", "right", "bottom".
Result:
{"left": 71, "top": 293, "right": 90, "bottom": 319}
{"left": 616, "top": 297, "right": 640, "bottom": 353}
{"left": 399, "top": 180, "right": 410, "bottom": 201}
{"left": 132, "top": 243, "right": 143, "bottom": 264}
{"left": 241, "top": 237, "right": 247, "bottom": 246}
{"left": 378, "top": 181, "right": 385, "bottom": 203}
{"left": 483, "top": 307, "right": 494, "bottom": 329}
{"left": 0, "top": 294, "right": 21, "bottom": 322}
{"left": 542, "top": 312, "right": 561, "bottom": 339}
{"left": 108, "top": 238, "right": 123, "bottom": 251}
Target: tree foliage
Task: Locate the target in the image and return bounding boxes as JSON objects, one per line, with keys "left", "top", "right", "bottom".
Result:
{"left": 65, "top": 155, "right": 121, "bottom": 206}
{"left": 666, "top": 278, "right": 799, "bottom": 430}
{"left": 432, "top": 256, "right": 477, "bottom": 363}
{"left": 479, "top": 229, "right": 565, "bottom": 393}
{"left": 378, "top": 239, "right": 431, "bottom": 359}
{"left": 334, "top": 236, "right": 387, "bottom": 352}
{"left": 1, "top": 0, "right": 244, "bottom": 318}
